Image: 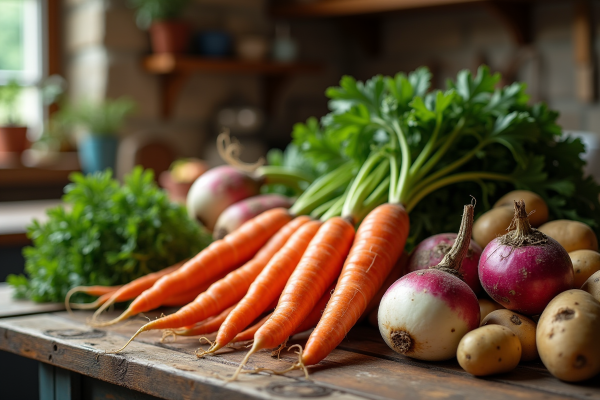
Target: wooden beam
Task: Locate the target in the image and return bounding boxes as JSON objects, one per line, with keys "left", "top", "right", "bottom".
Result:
{"left": 270, "top": 0, "right": 484, "bottom": 18}
{"left": 573, "top": 0, "right": 595, "bottom": 103}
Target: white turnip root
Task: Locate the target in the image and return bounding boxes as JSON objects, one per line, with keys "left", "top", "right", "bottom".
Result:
{"left": 378, "top": 203, "right": 480, "bottom": 361}
{"left": 213, "top": 194, "right": 294, "bottom": 239}
{"left": 407, "top": 233, "right": 482, "bottom": 294}
{"left": 479, "top": 200, "right": 573, "bottom": 316}
{"left": 186, "top": 165, "right": 263, "bottom": 231}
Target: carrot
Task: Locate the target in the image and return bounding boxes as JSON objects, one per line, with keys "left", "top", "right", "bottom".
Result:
{"left": 200, "top": 219, "right": 322, "bottom": 356}
{"left": 162, "top": 304, "right": 238, "bottom": 343}
{"left": 107, "top": 215, "right": 309, "bottom": 353}
{"left": 300, "top": 203, "right": 409, "bottom": 368}
{"left": 232, "top": 313, "right": 272, "bottom": 343}
{"left": 229, "top": 216, "right": 355, "bottom": 380}
{"left": 98, "top": 208, "right": 292, "bottom": 326}
{"left": 291, "top": 283, "right": 335, "bottom": 336}
{"left": 90, "top": 260, "right": 186, "bottom": 325}
{"left": 65, "top": 285, "right": 122, "bottom": 314}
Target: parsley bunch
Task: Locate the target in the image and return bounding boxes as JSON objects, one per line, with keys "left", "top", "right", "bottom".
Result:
{"left": 8, "top": 167, "right": 211, "bottom": 302}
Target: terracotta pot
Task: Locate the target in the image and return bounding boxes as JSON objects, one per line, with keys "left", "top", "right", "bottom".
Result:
{"left": 149, "top": 20, "right": 191, "bottom": 54}
{"left": 0, "top": 126, "right": 28, "bottom": 153}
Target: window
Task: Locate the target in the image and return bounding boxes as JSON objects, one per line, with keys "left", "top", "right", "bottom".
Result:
{"left": 0, "top": 0, "right": 45, "bottom": 139}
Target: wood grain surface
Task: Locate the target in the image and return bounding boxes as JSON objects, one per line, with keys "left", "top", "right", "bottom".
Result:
{"left": 1, "top": 309, "right": 599, "bottom": 400}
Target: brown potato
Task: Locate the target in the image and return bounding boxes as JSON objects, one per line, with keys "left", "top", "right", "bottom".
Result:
{"left": 570, "top": 250, "right": 600, "bottom": 288}
{"left": 538, "top": 220, "right": 598, "bottom": 253}
{"left": 457, "top": 325, "right": 521, "bottom": 376}
{"left": 481, "top": 309, "right": 538, "bottom": 361}
{"left": 537, "top": 289, "right": 600, "bottom": 382}
{"left": 478, "top": 298, "right": 504, "bottom": 325}
{"left": 494, "top": 190, "right": 549, "bottom": 227}
{"left": 473, "top": 206, "right": 514, "bottom": 248}
{"left": 581, "top": 270, "right": 600, "bottom": 301}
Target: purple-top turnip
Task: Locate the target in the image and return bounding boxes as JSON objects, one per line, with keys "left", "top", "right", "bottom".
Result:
{"left": 213, "top": 194, "right": 294, "bottom": 239}
{"left": 479, "top": 200, "right": 574, "bottom": 316}
{"left": 378, "top": 203, "right": 480, "bottom": 361}
{"left": 186, "top": 165, "right": 263, "bottom": 231}
{"left": 407, "top": 233, "right": 483, "bottom": 294}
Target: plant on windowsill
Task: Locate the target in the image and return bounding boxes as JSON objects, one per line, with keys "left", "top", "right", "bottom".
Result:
{"left": 0, "top": 79, "right": 29, "bottom": 154}
{"left": 128, "top": 0, "right": 191, "bottom": 54}
{"left": 56, "top": 97, "right": 136, "bottom": 174}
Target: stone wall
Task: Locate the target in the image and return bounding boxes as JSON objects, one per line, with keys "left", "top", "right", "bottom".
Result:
{"left": 63, "top": 0, "right": 600, "bottom": 165}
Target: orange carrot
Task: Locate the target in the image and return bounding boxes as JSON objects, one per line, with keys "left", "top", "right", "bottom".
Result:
{"left": 229, "top": 216, "right": 355, "bottom": 380}
{"left": 232, "top": 313, "right": 271, "bottom": 343}
{"left": 201, "top": 219, "right": 322, "bottom": 356}
{"left": 108, "top": 215, "right": 308, "bottom": 353}
{"left": 65, "top": 286, "right": 122, "bottom": 314}
{"left": 170, "top": 305, "right": 237, "bottom": 337}
{"left": 291, "top": 283, "right": 335, "bottom": 336}
{"left": 90, "top": 261, "right": 186, "bottom": 325}
{"left": 301, "top": 203, "right": 409, "bottom": 367}
{"left": 99, "top": 208, "right": 292, "bottom": 326}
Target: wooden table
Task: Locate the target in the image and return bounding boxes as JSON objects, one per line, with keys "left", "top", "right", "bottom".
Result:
{"left": 1, "top": 305, "right": 599, "bottom": 400}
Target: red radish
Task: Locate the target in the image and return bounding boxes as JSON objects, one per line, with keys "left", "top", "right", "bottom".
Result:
{"left": 407, "top": 233, "right": 482, "bottom": 294}
{"left": 186, "top": 165, "right": 263, "bottom": 230}
{"left": 213, "top": 194, "right": 294, "bottom": 239}
{"left": 378, "top": 204, "right": 480, "bottom": 361}
{"left": 479, "top": 200, "right": 573, "bottom": 315}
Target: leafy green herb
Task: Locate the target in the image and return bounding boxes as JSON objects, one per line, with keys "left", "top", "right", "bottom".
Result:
{"left": 288, "top": 66, "right": 600, "bottom": 247}
{"left": 8, "top": 167, "right": 211, "bottom": 303}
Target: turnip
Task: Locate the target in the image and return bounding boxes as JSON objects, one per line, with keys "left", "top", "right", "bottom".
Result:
{"left": 406, "top": 233, "right": 482, "bottom": 294}
{"left": 213, "top": 194, "right": 294, "bottom": 239}
{"left": 378, "top": 203, "right": 480, "bottom": 361}
{"left": 479, "top": 200, "right": 573, "bottom": 315}
{"left": 187, "top": 165, "right": 263, "bottom": 231}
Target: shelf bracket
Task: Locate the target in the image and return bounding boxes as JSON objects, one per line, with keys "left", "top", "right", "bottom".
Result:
{"left": 486, "top": 1, "right": 533, "bottom": 46}
{"left": 160, "top": 72, "right": 191, "bottom": 119}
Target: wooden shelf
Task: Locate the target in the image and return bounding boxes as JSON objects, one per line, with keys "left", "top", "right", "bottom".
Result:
{"left": 270, "top": 0, "right": 486, "bottom": 18}
{"left": 142, "top": 54, "right": 322, "bottom": 118}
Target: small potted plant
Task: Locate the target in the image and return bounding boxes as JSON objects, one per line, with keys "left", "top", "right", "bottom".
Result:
{"left": 0, "top": 79, "right": 28, "bottom": 154}
{"left": 57, "top": 97, "right": 136, "bottom": 174}
{"left": 129, "top": 0, "right": 191, "bottom": 54}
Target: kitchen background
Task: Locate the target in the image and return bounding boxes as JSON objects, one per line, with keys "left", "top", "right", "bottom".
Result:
{"left": 1, "top": 1, "right": 599, "bottom": 398}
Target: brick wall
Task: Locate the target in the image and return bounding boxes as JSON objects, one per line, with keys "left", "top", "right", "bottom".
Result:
{"left": 63, "top": 0, "right": 600, "bottom": 164}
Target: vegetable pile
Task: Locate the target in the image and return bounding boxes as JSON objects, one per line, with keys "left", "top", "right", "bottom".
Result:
{"left": 8, "top": 167, "right": 211, "bottom": 302}
{"left": 34, "top": 65, "right": 600, "bottom": 384}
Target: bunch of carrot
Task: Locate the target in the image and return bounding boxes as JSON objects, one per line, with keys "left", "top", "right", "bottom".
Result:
{"left": 65, "top": 66, "right": 553, "bottom": 379}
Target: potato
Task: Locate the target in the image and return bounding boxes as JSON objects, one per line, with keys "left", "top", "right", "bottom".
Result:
{"left": 570, "top": 250, "right": 600, "bottom": 288}
{"left": 473, "top": 206, "right": 514, "bottom": 248}
{"left": 581, "top": 270, "right": 600, "bottom": 301}
{"left": 481, "top": 309, "right": 538, "bottom": 361}
{"left": 537, "top": 289, "right": 600, "bottom": 382}
{"left": 457, "top": 325, "right": 521, "bottom": 376}
{"left": 478, "top": 298, "right": 504, "bottom": 324}
{"left": 538, "top": 220, "right": 598, "bottom": 253}
{"left": 494, "top": 190, "right": 549, "bottom": 227}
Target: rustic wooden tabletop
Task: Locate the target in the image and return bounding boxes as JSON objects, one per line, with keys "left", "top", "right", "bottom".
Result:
{"left": 1, "top": 306, "right": 599, "bottom": 400}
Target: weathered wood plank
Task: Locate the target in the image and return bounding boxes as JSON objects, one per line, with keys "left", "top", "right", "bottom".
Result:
{"left": 2, "top": 311, "right": 600, "bottom": 399}
{"left": 0, "top": 314, "right": 363, "bottom": 400}
{"left": 0, "top": 283, "right": 65, "bottom": 318}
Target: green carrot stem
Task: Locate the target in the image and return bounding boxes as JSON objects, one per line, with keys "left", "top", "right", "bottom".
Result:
{"left": 320, "top": 195, "right": 346, "bottom": 221}
{"left": 344, "top": 159, "right": 390, "bottom": 219}
{"left": 408, "top": 141, "right": 487, "bottom": 199}
{"left": 310, "top": 196, "right": 342, "bottom": 219}
{"left": 356, "top": 176, "right": 391, "bottom": 222}
{"left": 408, "top": 116, "right": 442, "bottom": 178}
{"left": 411, "top": 117, "right": 466, "bottom": 185}
{"left": 405, "top": 171, "right": 513, "bottom": 212}
{"left": 391, "top": 119, "right": 412, "bottom": 204}
{"left": 341, "top": 153, "right": 384, "bottom": 218}
{"left": 290, "top": 163, "right": 354, "bottom": 215}
{"left": 258, "top": 166, "right": 313, "bottom": 185}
